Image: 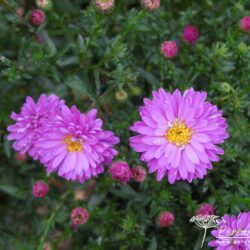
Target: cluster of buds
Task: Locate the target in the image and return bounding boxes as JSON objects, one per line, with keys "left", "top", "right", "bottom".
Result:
{"left": 109, "top": 161, "right": 147, "bottom": 184}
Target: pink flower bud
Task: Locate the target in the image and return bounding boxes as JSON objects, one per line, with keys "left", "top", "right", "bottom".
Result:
{"left": 29, "top": 9, "right": 45, "bottom": 26}
{"left": 70, "top": 207, "right": 89, "bottom": 228}
{"left": 109, "top": 161, "right": 132, "bottom": 184}
{"left": 33, "top": 180, "right": 49, "bottom": 198}
{"left": 196, "top": 203, "right": 215, "bottom": 216}
{"left": 240, "top": 16, "right": 250, "bottom": 32}
{"left": 94, "top": 0, "right": 114, "bottom": 13}
{"left": 158, "top": 211, "right": 174, "bottom": 228}
{"left": 131, "top": 166, "right": 146, "bottom": 183}
{"left": 161, "top": 41, "right": 178, "bottom": 59}
{"left": 182, "top": 25, "right": 199, "bottom": 45}
{"left": 141, "top": 0, "right": 160, "bottom": 11}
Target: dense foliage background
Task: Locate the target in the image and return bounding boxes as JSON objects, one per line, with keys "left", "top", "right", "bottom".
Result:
{"left": 0, "top": 0, "right": 250, "bottom": 249}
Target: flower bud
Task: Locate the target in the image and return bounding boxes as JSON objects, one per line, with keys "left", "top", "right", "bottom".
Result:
{"left": 115, "top": 90, "right": 128, "bottom": 103}
{"left": 109, "top": 161, "right": 132, "bottom": 184}
{"left": 196, "top": 203, "right": 215, "bottom": 216}
{"left": 93, "top": 0, "right": 114, "bottom": 13}
{"left": 158, "top": 211, "right": 174, "bottom": 227}
{"left": 239, "top": 16, "right": 250, "bottom": 32}
{"left": 161, "top": 41, "right": 178, "bottom": 59}
{"left": 33, "top": 181, "right": 49, "bottom": 198}
{"left": 70, "top": 207, "right": 89, "bottom": 228}
{"left": 29, "top": 9, "right": 45, "bottom": 26}
{"left": 182, "top": 25, "right": 199, "bottom": 45}
{"left": 141, "top": 0, "right": 160, "bottom": 11}
{"left": 131, "top": 166, "right": 146, "bottom": 183}
{"left": 36, "top": 0, "right": 53, "bottom": 11}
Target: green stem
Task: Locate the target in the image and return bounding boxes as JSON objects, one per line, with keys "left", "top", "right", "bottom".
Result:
{"left": 37, "top": 191, "right": 70, "bottom": 250}
{"left": 201, "top": 227, "right": 207, "bottom": 248}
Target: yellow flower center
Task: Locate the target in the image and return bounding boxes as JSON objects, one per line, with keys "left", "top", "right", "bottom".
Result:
{"left": 65, "top": 135, "right": 83, "bottom": 152}
{"left": 165, "top": 120, "right": 192, "bottom": 147}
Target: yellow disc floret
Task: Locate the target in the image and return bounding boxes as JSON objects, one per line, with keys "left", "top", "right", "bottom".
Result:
{"left": 165, "top": 120, "right": 192, "bottom": 147}
{"left": 65, "top": 135, "right": 83, "bottom": 152}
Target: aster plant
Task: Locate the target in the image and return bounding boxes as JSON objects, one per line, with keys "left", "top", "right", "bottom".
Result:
{"left": 36, "top": 105, "right": 120, "bottom": 183}
{"left": 1, "top": 0, "right": 250, "bottom": 249}
{"left": 190, "top": 215, "right": 219, "bottom": 248}
{"left": 130, "top": 88, "right": 229, "bottom": 184}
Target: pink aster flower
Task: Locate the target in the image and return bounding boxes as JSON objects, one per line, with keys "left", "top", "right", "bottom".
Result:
{"left": 7, "top": 94, "right": 64, "bottom": 160}
{"left": 94, "top": 0, "right": 114, "bottom": 13}
{"left": 109, "top": 161, "right": 132, "bottom": 184}
{"left": 182, "top": 25, "right": 199, "bottom": 45}
{"left": 131, "top": 166, "right": 146, "bottom": 183}
{"left": 70, "top": 207, "right": 89, "bottom": 228}
{"left": 141, "top": 0, "right": 160, "bottom": 11}
{"left": 240, "top": 16, "right": 250, "bottom": 32}
{"left": 35, "top": 105, "right": 119, "bottom": 183}
{"left": 33, "top": 180, "right": 49, "bottom": 198}
{"left": 161, "top": 41, "right": 178, "bottom": 59}
{"left": 129, "top": 88, "right": 229, "bottom": 184}
{"left": 197, "top": 203, "right": 215, "bottom": 216}
{"left": 29, "top": 9, "right": 45, "bottom": 26}
{"left": 208, "top": 212, "right": 250, "bottom": 249}
{"left": 158, "top": 211, "right": 174, "bottom": 228}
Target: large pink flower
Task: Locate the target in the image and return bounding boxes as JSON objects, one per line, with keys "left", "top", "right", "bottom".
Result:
{"left": 35, "top": 105, "right": 119, "bottom": 183}
{"left": 208, "top": 212, "right": 250, "bottom": 249}
{"left": 129, "top": 88, "right": 229, "bottom": 184}
{"left": 7, "top": 94, "right": 64, "bottom": 159}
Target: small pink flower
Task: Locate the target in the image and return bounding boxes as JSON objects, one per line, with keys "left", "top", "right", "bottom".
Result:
{"left": 158, "top": 211, "right": 174, "bottom": 228}
{"left": 94, "top": 0, "right": 114, "bottom": 13}
{"left": 196, "top": 203, "right": 215, "bottom": 216}
{"left": 132, "top": 166, "right": 146, "bottom": 183}
{"left": 70, "top": 207, "right": 89, "bottom": 228}
{"left": 141, "top": 0, "right": 160, "bottom": 11}
{"left": 15, "top": 152, "right": 26, "bottom": 162}
{"left": 161, "top": 41, "right": 178, "bottom": 59}
{"left": 109, "top": 161, "right": 132, "bottom": 184}
{"left": 29, "top": 9, "right": 45, "bottom": 26}
{"left": 240, "top": 16, "right": 250, "bottom": 32}
{"left": 182, "top": 25, "right": 199, "bottom": 45}
{"left": 33, "top": 181, "right": 49, "bottom": 198}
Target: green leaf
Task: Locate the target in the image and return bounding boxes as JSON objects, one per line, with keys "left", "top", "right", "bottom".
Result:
{"left": 3, "top": 136, "right": 11, "bottom": 158}
{"left": 110, "top": 185, "right": 138, "bottom": 200}
{"left": 88, "top": 194, "right": 104, "bottom": 210}
{"left": 65, "top": 75, "right": 94, "bottom": 100}
{"left": 44, "top": 34, "right": 57, "bottom": 57}
{"left": 93, "top": 70, "right": 101, "bottom": 95}
{"left": 0, "top": 184, "right": 25, "bottom": 200}
{"left": 147, "top": 236, "right": 157, "bottom": 250}
{"left": 138, "top": 68, "right": 161, "bottom": 86}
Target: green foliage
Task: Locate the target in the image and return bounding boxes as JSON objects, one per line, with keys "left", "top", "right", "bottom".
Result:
{"left": 0, "top": 0, "right": 249, "bottom": 249}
